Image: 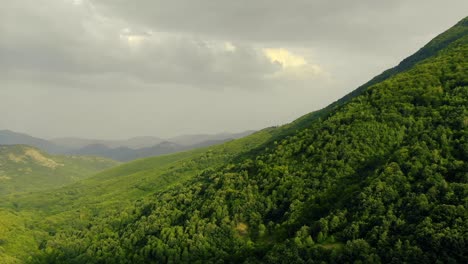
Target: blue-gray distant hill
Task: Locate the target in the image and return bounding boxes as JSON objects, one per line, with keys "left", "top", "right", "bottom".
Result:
{"left": 0, "top": 130, "right": 255, "bottom": 161}
{"left": 0, "top": 130, "right": 68, "bottom": 154}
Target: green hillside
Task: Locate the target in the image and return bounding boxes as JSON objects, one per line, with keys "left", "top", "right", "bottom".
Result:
{"left": 283, "top": 16, "right": 468, "bottom": 134}
{"left": 0, "top": 127, "right": 276, "bottom": 262}
{"left": 0, "top": 17, "right": 466, "bottom": 264}
{"left": 4, "top": 128, "right": 274, "bottom": 213}
{"left": 0, "top": 145, "right": 119, "bottom": 196}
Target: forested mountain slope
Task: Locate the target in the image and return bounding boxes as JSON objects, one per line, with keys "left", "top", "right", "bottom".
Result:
{"left": 0, "top": 145, "right": 118, "bottom": 196}
{"left": 285, "top": 16, "right": 468, "bottom": 134}
{"left": 31, "top": 17, "right": 468, "bottom": 264}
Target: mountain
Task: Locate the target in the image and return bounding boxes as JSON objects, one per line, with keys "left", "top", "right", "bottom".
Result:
{"left": 2, "top": 130, "right": 256, "bottom": 162}
{"left": 0, "top": 145, "right": 119, "bottom": 196}
{"left": 0, "top": 130, "right": 68, "bottom": 154}
{"left": 280, "top": 15, "right": 468, "bottom": 136}
{"left": 71, "top": 141, "right": 184, "bottom": 161}
{"left": 70, "top": 139, "right": 241, "bottom": 161}
{"left": 1, "top": 17, "right": 467, "bottom": 263}
{"left": 63, "top": 131, "right": 256, "bottom": 161}
{"left": 169, "top": 131, "right": 256, "bottom": 146}
{"left": 50, "top": 136, "right": 165, "bottom": 149}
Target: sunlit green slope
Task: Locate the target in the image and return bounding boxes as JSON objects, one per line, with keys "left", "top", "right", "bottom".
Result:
{"left": 0, "top": 145, "right": 118, "bottom": 196}
{"left": 6, "top": 128, "right": 275, "bottom": 213}
{"left": 0, "top": 127, "right": 277, "bottom": 262}
{"left": 0, "top": 145, "right": 119, "bottom": 263}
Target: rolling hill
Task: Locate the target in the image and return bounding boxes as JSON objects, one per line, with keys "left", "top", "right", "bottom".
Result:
{"left": 0, "top": 17, "right": 466, "bottom": 264}
{"left": 0, "top": 145, "right": 119, "bottom": 196}
{"left": 0, "top": 128, "right": 275, "bottom": 263}
{"left": 49, "top": 136, "right": 165, "bottom": 150}
{"left": 168, "top": 131, "right": 256, "bottom": 146}
{"left": 68, "top": 138, "right": 247, "bottom": 162}
{"left": 52, "top": 131, "right": 255, "bottom": 150}
{"left": 0, "top": 130, "right": 67, "bottom": 154}
{"left": 1, "top": 130, "right": 255, "bottom": 161}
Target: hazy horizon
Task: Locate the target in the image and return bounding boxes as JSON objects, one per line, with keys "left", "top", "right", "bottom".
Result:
{"left": 2, "top": 0, "right": 467, "bottom": 139}
{"left": 0, "top": 127, "right": 256, "bottom": 141}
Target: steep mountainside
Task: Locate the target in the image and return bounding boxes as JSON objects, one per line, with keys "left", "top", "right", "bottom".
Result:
{"left": 29, "top": 17, "right": 468, "bottom": 263}
{"left": 0, "top": 145, "right": 119, "bottom": 195}
{"left": 283, "top": 16, "right": 468, "bottom": 135}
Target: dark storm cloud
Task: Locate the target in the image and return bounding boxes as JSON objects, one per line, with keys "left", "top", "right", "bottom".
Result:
{"left": 92, "top": 0, "right": 468, "bottom": 53}
{"left": 1, "top": 0, "right": 467, "bottom": 138}
{"left": 3, "top": 0, "right": 466, "bottom": 90}
{"left": 0, "top": 0, "right": 285, "bottom": 90}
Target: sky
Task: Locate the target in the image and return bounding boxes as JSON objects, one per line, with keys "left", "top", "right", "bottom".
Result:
{"left": 1, "top": 0, "right": 467, "bottom": 139}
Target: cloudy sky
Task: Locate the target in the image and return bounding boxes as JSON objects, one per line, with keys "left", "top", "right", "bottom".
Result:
{"left": 1, "top": 0, "right": 467, "bottom": 139}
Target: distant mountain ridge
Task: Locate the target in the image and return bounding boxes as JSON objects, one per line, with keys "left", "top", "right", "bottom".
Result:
{"left": 50, "top": 136, "right": 165, "bottom": 149}
{"left": 70, "top": 141, "right": 183, "bottom": 161}
{"left": 0, "top": 130, "right": 67, "bottom": 154}
{"left": 0, "top": 130, "right": 256, "bottom": 161}
{"left": 168, "top": 130, "right": 255, "bottom": 146}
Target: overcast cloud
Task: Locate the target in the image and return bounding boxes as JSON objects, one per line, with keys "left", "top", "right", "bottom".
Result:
{"left": 1, "top": 0, "right": 467, "bottom": 139}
